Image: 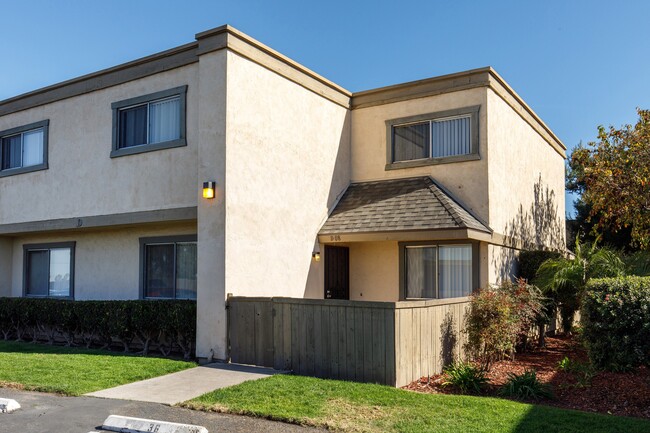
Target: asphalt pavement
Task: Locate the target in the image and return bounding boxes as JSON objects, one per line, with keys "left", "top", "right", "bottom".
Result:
{"left": 0, "top": 388, "right": 322, "bottom": 433}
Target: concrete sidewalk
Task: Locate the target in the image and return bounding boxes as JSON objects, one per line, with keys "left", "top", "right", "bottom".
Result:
{"left": 86, "top": 362, "right": 280, "bottom": 404}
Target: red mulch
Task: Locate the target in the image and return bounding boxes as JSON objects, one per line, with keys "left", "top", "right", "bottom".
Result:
{"left": 403, "top": 336, "right": 650, "bottom": 419}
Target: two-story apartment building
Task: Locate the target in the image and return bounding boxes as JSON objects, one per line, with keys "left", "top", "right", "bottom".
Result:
{"left": 0, "top": 25, "right": 566, "bottom": 362}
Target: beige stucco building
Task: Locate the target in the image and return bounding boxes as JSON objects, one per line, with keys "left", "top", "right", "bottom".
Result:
{"left": 0, "top": 25, "right": 566, "bottom": 361}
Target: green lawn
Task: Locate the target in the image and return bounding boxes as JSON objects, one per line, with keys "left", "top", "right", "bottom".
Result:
{"left": 0, "top": 340, "right": 195, "bottom": 396}
{"left": 184, "top": 374, "right": 650, "bottom": 433}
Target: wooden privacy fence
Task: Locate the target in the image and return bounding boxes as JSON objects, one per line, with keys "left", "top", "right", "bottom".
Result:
{"left": 227, "top": 296, "right": 470, "bottom": 387}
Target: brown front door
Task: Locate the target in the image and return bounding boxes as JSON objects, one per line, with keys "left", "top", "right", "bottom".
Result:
{"left": 324, "top": 245, "right": 349, "bottom": 300}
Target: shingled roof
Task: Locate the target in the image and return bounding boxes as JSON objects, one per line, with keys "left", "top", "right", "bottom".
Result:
{"left": 319, "top": 177, "right": 491, "bottom": 235}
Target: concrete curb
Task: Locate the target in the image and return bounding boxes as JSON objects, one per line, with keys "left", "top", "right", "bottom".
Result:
{"left": 101, "top": 415, "right": 208, "bottom": 433}
{"left": 0, "top": 398, "right": 20, "bottom": 413}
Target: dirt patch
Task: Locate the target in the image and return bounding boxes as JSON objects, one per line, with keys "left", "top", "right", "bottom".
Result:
{"left": 404, "top": 336, "right": 650, "bottom": 419}
{"left": 316, "top": 398, "right": 391, "bottom": 433}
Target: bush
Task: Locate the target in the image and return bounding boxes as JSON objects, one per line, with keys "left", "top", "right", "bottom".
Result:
{"left": 498, "top": 369, "right": 553, "bottom": 400}
{"left": 582, "top": 276, "right": 650, "bottom": 370}
{"left": 442, "top": 362, "right": 489, "bottom": 394}
{"left": 464, "top": 279, "right": 544, "bottom": 369}
{"left": 518, "top": 250, "right": 562, "bottom": 281}
{"left": 0, "top": 298, "right": 196, "bottom": 358}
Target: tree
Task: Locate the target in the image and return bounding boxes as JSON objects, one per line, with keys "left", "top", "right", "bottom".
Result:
{"left": 534, "top": 239, "right": 625, "bottom": 333}
{"left": 568, "top": 109, "right": 650, "bottom": 249}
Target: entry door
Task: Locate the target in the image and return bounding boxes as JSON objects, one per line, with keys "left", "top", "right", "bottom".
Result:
{"left": 324, "top": 246, "right": 350, "bottom": 300}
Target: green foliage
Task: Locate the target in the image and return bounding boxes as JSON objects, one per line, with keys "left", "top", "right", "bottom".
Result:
{"left": 582, "top": 277, "right": 650, "bottom": 370}
{"left": 465, "top": 279, "right": 545, "bottom": 369}
{"left": 518, "top": 250, "right": 562, "bottom": 282}
{"left": 534, "top": 239, "right": 626, "bottom": 332}
{"left": 498, "top": 370, "right": 553, "bottom": 401}
{"left": 568, "top": 108, "right": 650, "bottom": 249}
{"left": 441, "top": 362, "right": 489, "bottom": 394}
{"left": 0, "top": 298, "right": 196, "bottom": 358}
{"left": 556, "top": 357, "right": 595, "bottom": 387}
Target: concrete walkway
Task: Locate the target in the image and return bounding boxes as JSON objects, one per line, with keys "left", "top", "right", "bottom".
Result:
{"left": 86, "top": 363, "right": 280, "bottom": 405}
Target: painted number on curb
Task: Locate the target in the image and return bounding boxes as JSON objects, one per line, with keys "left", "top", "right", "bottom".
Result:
{"left": 147, "top": 424, "right": 161, "bottom": 432}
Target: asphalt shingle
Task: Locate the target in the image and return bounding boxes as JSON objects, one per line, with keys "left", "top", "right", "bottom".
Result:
{"left": 319, "top": 176, "right": 491, "bottom": 235}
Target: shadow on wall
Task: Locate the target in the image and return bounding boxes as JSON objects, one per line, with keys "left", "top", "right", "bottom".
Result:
{"left": 440, "top": 311, "right": 457, "bottom": 368}
{"left": 302, "top": 111, "right": 352, "bottom": 299}
{"left": 493, "top": 175, "right": 566, "bottom": 282}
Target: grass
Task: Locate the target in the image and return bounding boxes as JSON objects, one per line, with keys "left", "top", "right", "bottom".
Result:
{"left": 183, "top": 374, "right": 650, "bottom": 433}
{"left": 0, "top": 340, "right": 195, "bottom": 396}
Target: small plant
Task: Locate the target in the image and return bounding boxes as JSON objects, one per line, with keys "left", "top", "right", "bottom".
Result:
{"left": 498, "top": 369, "right": 553, "bottom": 400}
{"left": 441, "top": 361, "right": 489, "bottom": 394}
{"left": 557, "top": 356, "right": 595, "bottom": 387}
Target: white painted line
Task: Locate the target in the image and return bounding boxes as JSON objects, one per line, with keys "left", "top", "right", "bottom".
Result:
{"left": 0, "top": 398, "right": 20, "bottom": 413}
{"left": 102, "top": 415, "right": 208, "bottom": 433}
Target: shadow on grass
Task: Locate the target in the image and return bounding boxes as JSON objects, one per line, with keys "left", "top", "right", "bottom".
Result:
{"left": 0, "top": 339, "right": 189, "bottom": 361}
{"left": 512, "top": 403, "right": 648, "bottom": 433}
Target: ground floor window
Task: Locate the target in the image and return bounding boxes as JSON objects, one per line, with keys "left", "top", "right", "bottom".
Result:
{"left": 404, "top": 243, "right": 473, "bottom": 299}
{"left": 140, "top": 235, "right": 197, "bottom": 300}
{"left": 23, "top": 242, "right": 75, "bottom": 298}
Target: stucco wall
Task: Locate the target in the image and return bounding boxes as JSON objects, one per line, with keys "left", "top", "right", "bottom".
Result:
{"left": 223, "top": 51, "right": 351, "bottom": 300}
{"left": 0, "top": 64, "right": 199, "bottom": 225}
{"left": 486, "top": 243, "right": 519, "bottom": 285}
{"left": 8, "top": 222, "right": 196, "bottom": 299}
{"left": 486, "top": 88, "right": 566, "bottom": 250}
{"left": 350, "top": 88, "right": 489, "bottom": 222}
{"left": 195, "top": 50, "right": 228, "bottom": 360}
{"left": 0, "top": 237, "right": 12, "bottom": 296}
{"left": 349, "top": 241, "right": 399, "bottom": 301}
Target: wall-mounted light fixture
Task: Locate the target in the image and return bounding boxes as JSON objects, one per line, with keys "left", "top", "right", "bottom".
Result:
{"left": 312, "top": 251, "right": 321, "bottom": 262}
{"left": 202, "top": 181, "right": 216, "bottom": 199}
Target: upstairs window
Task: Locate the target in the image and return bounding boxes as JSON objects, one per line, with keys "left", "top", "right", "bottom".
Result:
{"left": 386, "top": 106, "right": 479, "bottom": 169}
{"left": 111, "top": 86, "right": 187, "bottom": 158}
{"left": 0, "top": 120, "right": 49, "bottom": 177}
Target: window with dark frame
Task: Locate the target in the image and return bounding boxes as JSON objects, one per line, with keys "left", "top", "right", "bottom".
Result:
{"left": 405, "top": 244, "right": 472, "bottom": 299}
{"left": 111, "top": 86, "right": 187, "bottom": 158}
{"left": 0, "top": 120, "right": 49, "bottom": 177}
{"left": 141, "top": 237, "right": 197, "bottom": 300}
{"left": 23, "top": 243, "right": 74, "bottom": 298}
{"left": 387, "top": 106, "right": 479, "bottom": 168}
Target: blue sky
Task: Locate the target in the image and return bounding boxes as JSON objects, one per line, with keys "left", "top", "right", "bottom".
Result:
{"left": 1, "top": 0, "right": 648, "bottom": 216}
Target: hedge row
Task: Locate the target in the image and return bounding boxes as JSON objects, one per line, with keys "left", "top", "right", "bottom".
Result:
{"left": 0, "top": 298, "right": 196, "bottom": 359}
{"left": 582, "top": 277, "right": 650, "bottom": 370}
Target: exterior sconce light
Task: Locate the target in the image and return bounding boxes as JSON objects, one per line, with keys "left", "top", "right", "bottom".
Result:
{"left": 312, "top": 251, "right": 321, "bottom": 262}
{"left": 202, "top": 181, "right": 216, "bottom": 199}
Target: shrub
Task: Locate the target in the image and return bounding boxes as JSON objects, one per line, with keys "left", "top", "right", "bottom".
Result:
{"left": 582, "top": 276, "right": 650, "bottom": 370}
{"left": 464, "top": 279, "right": 544, "bottom": 369}
{"left": 442, "top": 362, "right": 489, "bottom": 394}
{"left": 498, "top": 369, "right": 553, "bottom": 400}
{"left": 0, "top": 298, "right": 196, "bottom": 358}
{"left": 518, "top": 250, "right": 562, "bottom": 281}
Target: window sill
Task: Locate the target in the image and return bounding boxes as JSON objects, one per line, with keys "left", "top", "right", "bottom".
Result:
{"left": 110, "top": 138, "right": 187, "bottom": 158}
{"left": 0, "top": 163, "right": 48, "bottom": 178}
{"left": 24, "top": 295, "right": 73, "bottom": 300}
{"left": 385, "top": 153, "right": 480, "bottom": 171}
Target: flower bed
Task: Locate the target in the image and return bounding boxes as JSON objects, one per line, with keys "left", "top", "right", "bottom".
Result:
{"left": 404, "top": 336, "right": 650, "bottom": 419}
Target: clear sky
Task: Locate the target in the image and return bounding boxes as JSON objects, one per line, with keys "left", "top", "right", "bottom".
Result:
{"left": 1, "top": 0, "right": 648, "bottom": 215}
